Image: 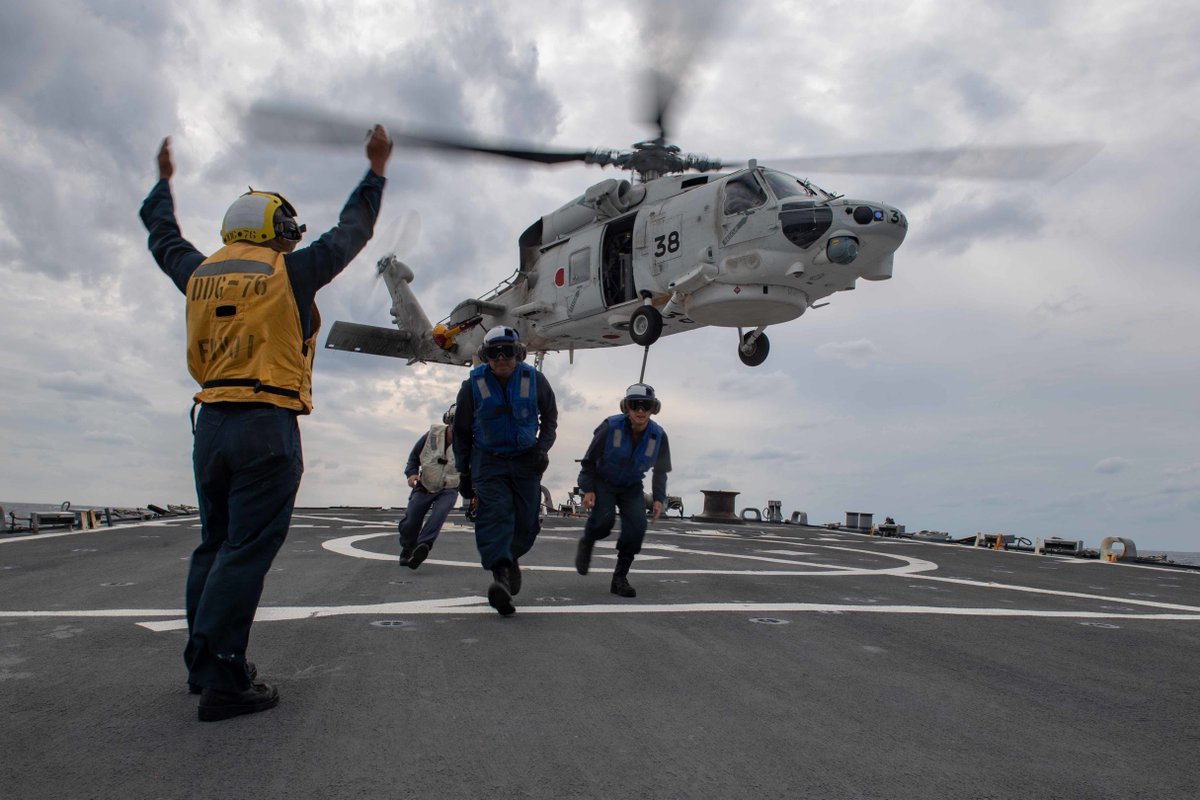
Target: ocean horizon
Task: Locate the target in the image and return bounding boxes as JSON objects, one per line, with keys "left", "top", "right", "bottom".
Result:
{"left": 1158, "top": 551, "right": 1200, "bottom": 568}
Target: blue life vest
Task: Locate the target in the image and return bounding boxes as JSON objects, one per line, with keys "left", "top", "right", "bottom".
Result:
{"left": 597, "top": 415, "right": 663, "bottom": 487}
{"left": 469, "top": 362, "right": 539, "bottom": 455}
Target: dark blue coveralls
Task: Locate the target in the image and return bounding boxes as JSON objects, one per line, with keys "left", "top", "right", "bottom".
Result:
{"left": 139, "top": 172, "right": 383, "bottom": 692}
{"left": 578, "top": 414, "right": 672, "bottom": 555}
{"left": 452, "top": 362, "right": 557, "bottom": 570}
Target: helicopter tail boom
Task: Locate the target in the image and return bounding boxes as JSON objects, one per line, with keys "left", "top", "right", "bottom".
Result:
{"left": 323, "top": 255, "right": 474, "bottom": 366}
{"left": 323, "top": 320, "right": 472, "bottom": 366}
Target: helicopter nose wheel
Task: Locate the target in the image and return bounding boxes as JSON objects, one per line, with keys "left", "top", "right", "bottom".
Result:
{"left": 629, "top": 306, "right": 664, "bottom": 347}
{"left": 738, "top": 328, "right": 770, "bottom": 367}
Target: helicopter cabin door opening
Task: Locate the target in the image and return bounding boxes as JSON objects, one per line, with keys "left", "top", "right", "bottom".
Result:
{"left": 601, "top": 213, "right": 637, "bottom": 309}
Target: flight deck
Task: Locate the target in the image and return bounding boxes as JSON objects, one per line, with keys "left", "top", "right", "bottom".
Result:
{"left": 2, "top": 509, "right": 1197, "bottom": 799}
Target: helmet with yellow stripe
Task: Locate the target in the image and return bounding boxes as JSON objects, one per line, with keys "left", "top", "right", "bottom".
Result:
{"left": 220, "top": 189, "right": 306, "bottom": 246}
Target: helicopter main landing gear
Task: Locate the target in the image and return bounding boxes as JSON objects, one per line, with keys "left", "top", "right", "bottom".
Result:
{"left": 629, "top": 305, "right": 663, "bottom": 347}
{"left": 738, "top": 327, "right": 770, "bottom": 367}
{"left": 628, "top": 299, "right": 664, "bottom": 383}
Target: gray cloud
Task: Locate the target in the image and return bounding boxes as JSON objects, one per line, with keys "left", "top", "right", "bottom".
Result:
{"left": 953, "top": 71, "right": 1018, "bottom": 124}
{"left": 1093, "top": 457, "right": 1131, "bottom": 475}
{"left": 0, "top": 4, "right": 180, "bottom": 281}
{"left": 913, "top": 194, "right": 1047, "bottom": 256}
{"left": 2, "top": 0, "right": 1200, "bottom": 551}
{"left": 37, "top": 372, "right": 149, "bottom": 406}
{"left": 1034, "top": 290, "right": 1093, "bottom": 318}
{"left": 815, "top": 339, "right": 884, "bottom": 369}
{"left": 82, "top": 430, "right": 138, "bottom": 447}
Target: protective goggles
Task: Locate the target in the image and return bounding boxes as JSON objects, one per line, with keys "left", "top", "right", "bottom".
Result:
{"left": 483, "top": 344, "right": 517, "bottom": 360}
{"left": 627, "top": 399, "right": 655, "bottom": 412}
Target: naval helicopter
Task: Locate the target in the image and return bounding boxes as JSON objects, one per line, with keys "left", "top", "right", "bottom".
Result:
{"left": 245, "top": 92, "right": 1097, "bottom": 370}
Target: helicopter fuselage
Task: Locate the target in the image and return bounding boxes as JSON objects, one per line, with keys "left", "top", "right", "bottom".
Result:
{"left": 326, "top": 166, "right": 907, "bottom": 367}
{"left": 498, "top": 166, "right": 907, "bottom": 353}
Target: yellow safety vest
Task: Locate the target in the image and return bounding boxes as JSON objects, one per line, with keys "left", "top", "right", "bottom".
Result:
{"left": 185, "top": 242, "right": 318, "bottom": 413}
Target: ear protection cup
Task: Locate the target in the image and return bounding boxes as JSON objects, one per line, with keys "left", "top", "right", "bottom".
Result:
{"left": 442, "top": 403, "right": 457, "bottom": 425}
{"left": 273, "top": 211, "right": 306, "bottom": 241}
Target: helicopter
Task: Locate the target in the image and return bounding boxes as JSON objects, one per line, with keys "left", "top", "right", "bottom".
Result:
{"left": 351, "top": 151, "right": 909, "bottom": 369}
{"left": 244, "top": 66, "right": 1098, "bottom": 370}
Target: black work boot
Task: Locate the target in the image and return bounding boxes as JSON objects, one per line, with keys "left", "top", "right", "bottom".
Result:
{"left": 198, "top": 682, "right": 279, "bottom": 722}
{"left": 508, "top": 559, "right": 522, "bottom": 596}
{"left": 575, "top": 536, "right": 595, "bottom": 575}
{"left": 398, "top": 547, "right": 413, "bottom": 567}
{"left": 611, "top": 552, "right": 637, "bottom": 598}
{"left": 487, "top": 567, "right": 516, "bottom": 616}
{"left": 408, "top": 542, "right": 430, "bottom": 569}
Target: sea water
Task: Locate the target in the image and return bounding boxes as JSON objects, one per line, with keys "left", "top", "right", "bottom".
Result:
{"left": 1157, "top": 551, "right": 1200, "bottom": 567}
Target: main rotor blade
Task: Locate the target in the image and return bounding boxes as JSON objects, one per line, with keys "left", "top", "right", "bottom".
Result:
{"left": 241, "top": 101, "right": 370, "bottom": 147}
{"left": 394, "top": 134, "right": 594, "bottom": 165}
{"left": 640, "top": 0, "right": 728, "bottom": 143}
{"left": 241, "top": 101, "right": 595, "bottom": 166}
{"left": 748, "top": 142, "right": 1103, "bottom": 182}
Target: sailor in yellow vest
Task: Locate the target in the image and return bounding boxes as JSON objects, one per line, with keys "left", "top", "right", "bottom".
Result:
{"left": 398, "top": 403, "right": 462, "bottom": 569}
{"left": 139, "top": 126, "right": 392, "bottom": 721}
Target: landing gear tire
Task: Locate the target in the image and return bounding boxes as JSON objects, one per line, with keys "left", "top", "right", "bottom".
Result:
{"left": 629, "top": 306, "right": 663, "bottom": 347}
{"left": 738, "top": 331, "right": 770, "bottom": 367}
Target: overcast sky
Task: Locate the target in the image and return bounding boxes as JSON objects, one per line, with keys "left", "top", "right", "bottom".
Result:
{"left": 2, "top": 0, "right": 1198, "bottom": 552}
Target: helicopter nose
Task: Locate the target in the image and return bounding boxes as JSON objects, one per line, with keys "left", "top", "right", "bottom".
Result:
{"left": 847, "top": 202, "right": 907, "bottom": 233}
{"left": 844, "top": 202, "right": 908, "bottom": 251}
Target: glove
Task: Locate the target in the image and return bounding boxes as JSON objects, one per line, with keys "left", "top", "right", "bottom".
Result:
{"left": 535, "top": 450, "right": 550, "bottom": 475}
{"left": 458, "top": 472, "right": 475, "bottom": 500}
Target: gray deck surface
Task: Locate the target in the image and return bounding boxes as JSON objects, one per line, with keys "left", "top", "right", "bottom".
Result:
{"left": 2, "top": 509, "right": 1198, "bottom": 799}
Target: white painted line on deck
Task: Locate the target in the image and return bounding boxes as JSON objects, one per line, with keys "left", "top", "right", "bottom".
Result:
{"left": 319, "top": 530, "right": 938, "bottom": 578}
{"left": 0, "top": 517, "right": 184, "bottom": 544}
{"left": 5, "top": 602, "right": 1199, "bottom": 630}
{"left": 8, "top": 512, "right": 1193, "bottom": 630}
{"left": 908, "top": 573, "right": 1200, "bottom": 613}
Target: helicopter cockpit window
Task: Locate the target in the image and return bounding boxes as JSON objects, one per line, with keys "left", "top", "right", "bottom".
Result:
{"left": 568, "top": 248, "right": 590, "bottom": 285}
{"left": 722, "top": 173, "right": 768, "bottom": 215}
{"left": 763, "top": 170, "right": 818, "bottom": 200}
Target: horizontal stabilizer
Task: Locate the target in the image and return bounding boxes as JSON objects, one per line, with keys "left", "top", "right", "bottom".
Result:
{"left": 325, "top": 321, "right": 414, "bottom": 357}
{"left": 325, "top": 321, "right": 469, "bottom": 366}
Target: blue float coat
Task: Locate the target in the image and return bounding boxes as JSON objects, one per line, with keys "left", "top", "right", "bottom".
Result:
{"left": 452, "top": 364, "right": 558, "bottom": 471}
{"left": 578, "top": 414, "right": 672, "bottom": 503}
{"left": 451, "top": 362, "right": 558, "bottom": 570}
